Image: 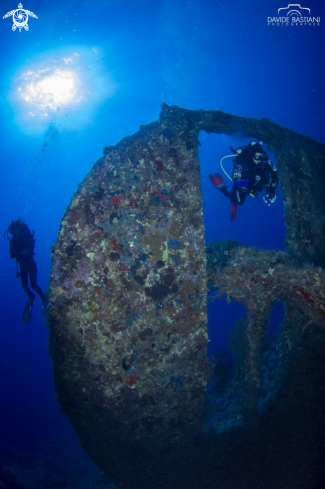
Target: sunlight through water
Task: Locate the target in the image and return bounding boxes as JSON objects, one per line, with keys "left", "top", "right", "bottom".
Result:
{"left": 9, "top": 47, "right": 116, "bottom": 132}
{"left": 20, "top": 69, "right": 78, "bottom": 113}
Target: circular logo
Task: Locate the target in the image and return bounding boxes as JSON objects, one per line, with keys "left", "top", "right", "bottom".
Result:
{"left": 13, "top": 9, "right": 28, "bottom": 28}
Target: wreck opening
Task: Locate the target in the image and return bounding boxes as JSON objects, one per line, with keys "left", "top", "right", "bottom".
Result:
{"left": 267, "top": 301, "right": 284, "bottom": 337}
{"left": 207, "top": 293, "right": 246, "bottom": 356}
{"left": 199, "top": 130, "right": 293, "bottom": 430}
{"left": 198, "top": 130, "right": 286, "bottom": 365}
{"left": 198, "top": 130, "right": 286, "bottom": 249}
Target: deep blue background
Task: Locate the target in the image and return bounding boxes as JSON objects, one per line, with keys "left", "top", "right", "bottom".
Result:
{"left": 0, "top": 0, "right": 324, "bottom": 486}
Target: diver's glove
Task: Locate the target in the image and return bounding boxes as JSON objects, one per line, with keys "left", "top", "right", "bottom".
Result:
{"left": 263, "top": 193, "right": 276, "bottom": 206}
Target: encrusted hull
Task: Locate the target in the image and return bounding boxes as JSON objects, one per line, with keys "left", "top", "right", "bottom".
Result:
{"left": 48, "top": 105, "right": 325, "bottom": 486}
{"left": 48, "top": 106, "right": 209, "bottom": 472}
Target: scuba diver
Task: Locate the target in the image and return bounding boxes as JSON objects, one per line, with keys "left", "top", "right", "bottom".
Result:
{"left": 4, "top": 218, "right": 48, "bottom": 323}
{"left": 209, "top": 140, "right": 279, "bottom": 221}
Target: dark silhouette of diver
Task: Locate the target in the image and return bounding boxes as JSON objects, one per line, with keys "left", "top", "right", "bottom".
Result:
{"left": 4, "top": 218, "right": 48, "bottom": 323}
{"left": 209, "top": 141, "right": 279, "bottom": 221}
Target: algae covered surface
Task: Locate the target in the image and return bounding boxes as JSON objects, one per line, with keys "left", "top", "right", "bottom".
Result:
{"left": 48, "top": 105, "right": 209, "bottom": 469}
{"left": 48, "top": 105, "right": 325, "bottom": 488}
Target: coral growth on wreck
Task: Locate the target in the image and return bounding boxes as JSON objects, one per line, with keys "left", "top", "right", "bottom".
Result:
{"left": 206, "top": 240, "right": 325, "bottom": 412}
{"left": 48, "top": 105, "right": 209, "bottom": 469}
{"left": 47, "top": 104, "right": 325, "bottom": 487}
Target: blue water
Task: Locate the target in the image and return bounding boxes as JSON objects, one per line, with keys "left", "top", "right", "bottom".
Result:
{"left": 0, "top": 0, "right": 324, "bottom": 487}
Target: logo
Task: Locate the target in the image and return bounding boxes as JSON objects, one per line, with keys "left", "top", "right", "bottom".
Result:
{"left": 3, "top": 3, "right": 38, "bottom": 32}
{"left": 267, "top": 4, "right": 320, "bottom": 26}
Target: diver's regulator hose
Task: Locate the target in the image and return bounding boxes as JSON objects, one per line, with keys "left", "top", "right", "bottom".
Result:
{"left": 219, "top": 154, "right": 255, "bottom": 198}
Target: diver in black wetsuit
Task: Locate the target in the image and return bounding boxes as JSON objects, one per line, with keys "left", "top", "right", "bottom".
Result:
{"left": 4, "top": 218, "right": 47, "bottom": 323}
{"left": 209, "top": 141, "right": 279, "bottom": 221}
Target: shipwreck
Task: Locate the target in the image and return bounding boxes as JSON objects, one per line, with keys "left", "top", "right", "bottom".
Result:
{"left": 48, "top": 104, "right": 325, "bottom": 488}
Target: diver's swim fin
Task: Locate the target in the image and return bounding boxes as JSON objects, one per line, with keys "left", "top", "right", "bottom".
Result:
{"left": 42, "top": 297, "right": 49, "bottom": 318}
{"left": 230, "top": 202, "right": 237, "bottom": 221}
{"left": 209, "top": 173, "right": 225, "bottom": 189}
{"left": 21, "top": 294, "right": 35, "bottom": 323}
